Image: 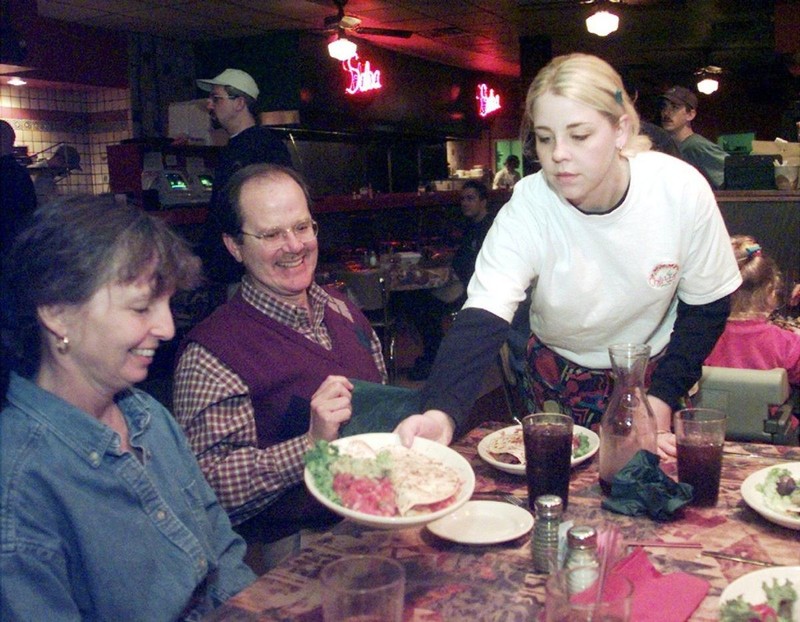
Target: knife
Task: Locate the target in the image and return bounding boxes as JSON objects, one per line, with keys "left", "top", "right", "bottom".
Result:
{"left": 722, "top": 451, "right": 798, "bottom": 462}
{"left": 702, "top": 551, "right": 783, "bottom": 567}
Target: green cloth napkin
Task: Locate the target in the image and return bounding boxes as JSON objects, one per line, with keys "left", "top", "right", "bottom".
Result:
{"left": 601, "top": 450, "right": 694, "bottom": 521}
{"left": 338, "top": 379, "right": 421, "bottom": 437}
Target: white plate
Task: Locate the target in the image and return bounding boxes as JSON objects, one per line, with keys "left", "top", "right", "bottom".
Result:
{"left": 477, "top": 425, "right": 600, "bottom": 476}
{"left": 719, "top": 566, "right": 800, "bottom": 620}
{"left": 426, "top": 500, "right": 533, "bottom": 545}
{"left": 740, "top": 462, "right": 800, "bottom": 531}
{"left": 304, "top": 433, "right": 475, "bottom": 529}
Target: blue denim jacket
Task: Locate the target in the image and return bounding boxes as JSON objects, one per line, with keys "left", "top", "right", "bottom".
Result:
{"left": 0, "top": 373, "right": 255, "bottom": 621}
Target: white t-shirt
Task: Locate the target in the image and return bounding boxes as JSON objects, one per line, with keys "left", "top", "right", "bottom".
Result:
{"left": 465, "top": 150, "right": 742, "bottom": 369}
{"left": 493, "top": 168, "right": 521, "bottom": 189}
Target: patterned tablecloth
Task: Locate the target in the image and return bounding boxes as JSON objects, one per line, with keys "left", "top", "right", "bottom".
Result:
{"left": 205, "top": 422, "right": 800, "bottom": 622}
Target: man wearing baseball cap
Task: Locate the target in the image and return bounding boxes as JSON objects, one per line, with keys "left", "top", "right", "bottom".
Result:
{"left": 660, "top": 85, "right": 727, "bottom": 189}
{"left": 196, "top": 68, "right": 293, "bottom": 284}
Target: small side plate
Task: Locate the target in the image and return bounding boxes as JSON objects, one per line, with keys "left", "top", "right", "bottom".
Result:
{"left": 426, "top": 500, "right": 533, "bottom": 545}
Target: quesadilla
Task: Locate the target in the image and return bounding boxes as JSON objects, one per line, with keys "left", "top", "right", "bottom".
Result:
{"left": 383, "top": 445, "right": 461, "bottom": 516}
{"left": 488, "top": 427, "right": 526, "bottom": 464}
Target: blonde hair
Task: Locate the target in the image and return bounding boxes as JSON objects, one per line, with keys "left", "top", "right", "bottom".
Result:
{"left": 521, "top": 53, "right": 651, "bottom": 158}
{"left": 730, "top": 235, "right": 783, "bottom": 315}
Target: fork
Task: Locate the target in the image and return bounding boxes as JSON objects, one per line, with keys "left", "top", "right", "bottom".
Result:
{"left": 472, "top": 492, "right": 526, "bottom": 507}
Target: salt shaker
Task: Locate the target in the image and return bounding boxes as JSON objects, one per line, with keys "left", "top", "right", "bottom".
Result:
{"left": 564, "top": 525, "right": 600, "bottom": 592}
{"left": 532, "top": 494, "right": 563, "bottom": 573}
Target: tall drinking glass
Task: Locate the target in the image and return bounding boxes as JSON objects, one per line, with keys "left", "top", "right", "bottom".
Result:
{"left": 523, "top": 413, "right": 574, "bottom": 511}
{"left": 674, "top": 408, "right": 727, "bottom": 506}
{"left": 319, "top": 555, "right": 405, "bottom": 622}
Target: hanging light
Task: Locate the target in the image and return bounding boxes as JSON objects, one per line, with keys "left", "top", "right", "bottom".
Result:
{"left": 586, "top": 9, "right": 619, "bottom": 36}
{"left": 7, "top": 76, "right": 26, "bottom": 86}
{"left": 695, "top": 65, "right": 722, "bottom": 95}
{"left": 328, "top": 31, "right": 357, "bottom": 61}
{"left": 696, "top": 77, "right": 718, "bottom": 94}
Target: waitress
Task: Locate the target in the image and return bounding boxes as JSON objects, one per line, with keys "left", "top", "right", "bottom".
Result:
{"left": 395, "top": 53, "right": 741, "bottom": 456}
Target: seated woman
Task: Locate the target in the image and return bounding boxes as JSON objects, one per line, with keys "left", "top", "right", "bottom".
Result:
{"left": 705, "top": 235, "right": 800, "bottom": 386}
{"left": 0, "top": 196, "right": 255, "bottom": 621}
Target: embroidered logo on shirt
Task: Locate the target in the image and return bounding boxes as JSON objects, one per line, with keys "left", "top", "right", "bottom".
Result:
{"left": 648, "top": 263, "right": 679, "bottom": 288}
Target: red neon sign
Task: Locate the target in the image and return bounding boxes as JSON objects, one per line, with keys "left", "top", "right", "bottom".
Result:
{"left": 477, "top": 83, "right": 501, "bottom": 117}
{"left": 342, "top": 55, "right": 383, "bottom": 95}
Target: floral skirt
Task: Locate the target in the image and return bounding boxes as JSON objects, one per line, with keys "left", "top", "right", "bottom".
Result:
{"left": 523, "top": 334, "right": 660, "bottom": 431}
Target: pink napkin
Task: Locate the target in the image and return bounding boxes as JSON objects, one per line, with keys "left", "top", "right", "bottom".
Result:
{"left": 611, "top": 548, "right": 709, "bottom": 622}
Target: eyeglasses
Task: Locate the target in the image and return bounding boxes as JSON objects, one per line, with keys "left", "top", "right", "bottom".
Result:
{"left": 240, "top": 219, "right": 319, "bottom": 248}
{"left": 208, "top": 94, "right": 239, "bottom": 104}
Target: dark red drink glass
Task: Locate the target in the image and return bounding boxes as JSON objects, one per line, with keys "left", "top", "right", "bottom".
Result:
{"left": 523, "top": 413, "right": 573, "bottom": 511}
{"left": 674, "top": 408, "right": 727, "bottom": 507}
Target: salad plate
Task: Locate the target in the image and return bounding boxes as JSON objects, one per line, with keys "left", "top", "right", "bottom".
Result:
{"left": 426, "top": 500, "right": 533, "bottom": 545}
{"left": 304, "top": 433, "right": 475, "bottom": 529}
{"left": 477, "top": 424, "right": 599, "bottom": 476}
{"left": 740, "top": 462, "right": 800, "bottom": 531}
{"left": 719, "top": 566, "right": 800, "bottom": 621}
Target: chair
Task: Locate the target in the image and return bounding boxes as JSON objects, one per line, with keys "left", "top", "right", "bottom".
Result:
{"left": 339, "top": 270, "right": 398, "bottom": 382}
{"left": 691, "top": 366, "right": 798, "bottom": 445}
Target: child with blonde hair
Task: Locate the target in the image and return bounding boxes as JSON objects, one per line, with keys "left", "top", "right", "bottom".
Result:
{"left": 705, "top": 235, "right": 800, "bottom": 385}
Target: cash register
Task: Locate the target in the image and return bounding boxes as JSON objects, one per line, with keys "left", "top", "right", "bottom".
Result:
{"left": 148, "top": 169, "right": 210, "bottom": 207}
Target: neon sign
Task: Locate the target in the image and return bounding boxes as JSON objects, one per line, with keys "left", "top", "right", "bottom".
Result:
{"left": 476, "top": 83, "right": 501, "bottom": 117}
{"left": 343, "top": 55, "right": 383, "bottom": 95}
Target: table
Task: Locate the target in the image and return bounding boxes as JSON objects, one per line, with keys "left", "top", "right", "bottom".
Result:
{"left": 205, "top": 422, "right": 800, "bottom": 622}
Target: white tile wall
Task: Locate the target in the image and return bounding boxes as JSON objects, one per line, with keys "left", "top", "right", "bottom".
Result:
{"left": 0, "top": 84, "right": 132, "bottom": 195}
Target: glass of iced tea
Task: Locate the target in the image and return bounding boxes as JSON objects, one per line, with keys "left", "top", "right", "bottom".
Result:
{"left": 674, "top": 408, "right": 727, "bottom": 506}
{"left": 320, "top": 555, "right": 405, "bottom": 622}
{"left": 545, "top": 567, "right": 633, "bottom": 621}
{"left": 523, "top": 413, "right": 574, "bottom": 511}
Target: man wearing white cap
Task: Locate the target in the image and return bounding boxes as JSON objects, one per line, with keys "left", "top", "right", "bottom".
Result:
{"left": 196, "top": 68, "right": 293, "bottom": 284}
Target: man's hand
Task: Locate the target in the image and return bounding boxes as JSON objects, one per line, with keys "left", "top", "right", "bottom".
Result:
{"left": 307, "top": 375, "right": 354, "bottom": 443}
{"left": 393, "top": 410, "right": 455, "bottom": 447}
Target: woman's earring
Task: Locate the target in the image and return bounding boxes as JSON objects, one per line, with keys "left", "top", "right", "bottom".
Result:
{"left": 56, "top": 335, "right": 70, "bottom": 354}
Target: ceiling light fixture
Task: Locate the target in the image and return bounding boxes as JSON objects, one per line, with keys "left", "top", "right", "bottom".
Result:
{"left": 328, "top": 31, "right": 357, "bottom": 61}
{"left": 7, "top": 76, "right": 27, "bottom": 86}
{"left": 695, "top": 65, "right": 722, "bottom": 95}
{"left": 586, "top": 9, "right": 619, "bottom": 37}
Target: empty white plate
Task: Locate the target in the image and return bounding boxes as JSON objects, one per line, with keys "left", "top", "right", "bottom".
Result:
{"left": 426, "top": 500, "right": 533, "bottom": 545}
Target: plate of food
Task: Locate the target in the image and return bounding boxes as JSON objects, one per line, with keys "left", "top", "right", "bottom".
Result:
{"left": 304, "top": 433, "right": 475, "bottom": 529}
{"left": 719, "top": 566, "right": 800, "bottom": 621}
{"left": 740, "top": 462, "right": 800, "bottom": 531}
{"left": 477, "top": 424, "right": 599, "bottom": 476}
{"left": 426, "top": 500, "right": 533, "bottom": 545}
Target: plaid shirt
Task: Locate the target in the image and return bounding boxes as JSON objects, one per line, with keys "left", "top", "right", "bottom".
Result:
{"left": 173, "top": 276, "right": 387, "bottom": 525}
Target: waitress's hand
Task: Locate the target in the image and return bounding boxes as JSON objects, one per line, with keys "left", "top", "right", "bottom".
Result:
{"left": 394, "top": 410, "right": 455, "bottom": 447}
{"left": 647, "top": 394, "right": 677, "bottom": 458}
{"left": 308, "top": 375, "right": 354, "bottom": 443}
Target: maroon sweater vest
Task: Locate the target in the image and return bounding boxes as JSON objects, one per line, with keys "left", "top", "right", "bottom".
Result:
{"left": 184, "top": 290, "right": 383, "bottom": 447}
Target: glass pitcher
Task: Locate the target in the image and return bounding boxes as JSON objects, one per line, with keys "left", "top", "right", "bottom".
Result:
{"left": 598, "top": 343, "right": 657, "bottom": 495}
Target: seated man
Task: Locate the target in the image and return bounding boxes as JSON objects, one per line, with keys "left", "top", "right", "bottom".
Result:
{"left": 173, "top": 164, "right": 389, "bottom": 552}
{"left": 398, "top": 179, "right": 495, "bottom": 380}
{"left": 659, "top": 85, "right": 727, "bottom": 189}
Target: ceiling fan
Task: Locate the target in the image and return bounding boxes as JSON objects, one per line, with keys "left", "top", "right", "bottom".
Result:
{"left": 322, "top": 0, "right": 414, "bottom": 40}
